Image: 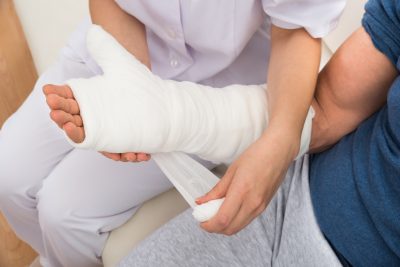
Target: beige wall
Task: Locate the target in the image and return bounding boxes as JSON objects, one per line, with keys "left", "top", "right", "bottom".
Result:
{"left": 14, "top": 0, "right": 89, "bottom": 74}
{"left": 324, "top": 0, "right": 367, "bottom": 52}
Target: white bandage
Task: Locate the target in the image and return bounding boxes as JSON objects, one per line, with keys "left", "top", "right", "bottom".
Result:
{"left": 66, "top": 25, "right": 314, "bottom": 222}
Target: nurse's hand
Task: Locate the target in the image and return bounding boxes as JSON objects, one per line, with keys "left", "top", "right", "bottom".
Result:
{"left": 43, "top": 84, "right": 151, "bottom": 163}
{"left": 196, "top": 132, "right": 298, "bottom": 235}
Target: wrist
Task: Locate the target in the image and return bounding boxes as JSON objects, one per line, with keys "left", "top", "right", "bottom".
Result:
{"left": 260, "top": 130, "right": 301, "bottom": 161}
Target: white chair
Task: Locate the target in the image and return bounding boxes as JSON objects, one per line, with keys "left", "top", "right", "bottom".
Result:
{"left": 13, "top": 0, "right": 366, "bottom": 266}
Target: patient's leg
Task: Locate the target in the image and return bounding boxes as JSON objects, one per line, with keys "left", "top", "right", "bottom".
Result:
{"left": 44, "top": 25, "right": 312, "bottom": 164}
{"left": 119, "top": 157, "right": 341, "bottom": 267}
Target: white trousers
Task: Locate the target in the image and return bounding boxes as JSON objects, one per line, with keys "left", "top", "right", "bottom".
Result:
{"left": 0, "top": 44, "right": 214, "bottom": 267}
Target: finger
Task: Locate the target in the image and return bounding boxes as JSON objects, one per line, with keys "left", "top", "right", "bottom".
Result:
{"left": 221, "top": 198, "right": 265, "bottom": 236}
{"left": 63, "top": 122, "right": 85, "bottom": 143}
{"left": 200, "top": 188, "right": 243, "bottom": 233}
{"left": 196, "top": 166, "right": 236, "bottom": 205}
{"left": 121, "top": 152, "right": 137, "bottom": 162}
{"left": 43, "top": 84, "right": 74, "bottom": 99}
{"left": 50, "top": 110, "right": 83, "bottom": 128}
{"left": 136, "top": 153, "right": 150, "bottom": 162}
{"left": 101, "top": 152, "right": 122, "bottom": 161}
{"left": 46, "top": 94, "right": 80, "bottom": 115}
{"left": 120, "top": 156, "right": 129, "bottom": 163}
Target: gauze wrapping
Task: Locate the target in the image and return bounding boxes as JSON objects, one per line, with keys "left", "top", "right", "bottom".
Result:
{"left": 65, "top": 25, "right": 314, "bottom": 222}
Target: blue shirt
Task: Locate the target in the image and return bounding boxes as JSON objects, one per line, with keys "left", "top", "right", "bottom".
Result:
{"left": 310, "top": 0, "right": 400, "bottom": 265}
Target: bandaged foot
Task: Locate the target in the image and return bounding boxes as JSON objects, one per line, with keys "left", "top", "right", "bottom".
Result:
{"left": 48, "top": 25, "right": 314, "bottom": 222}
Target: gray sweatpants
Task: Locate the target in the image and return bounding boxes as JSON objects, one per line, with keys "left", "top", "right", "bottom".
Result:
{"left": 119, "top": 156, "right": 342, "bottom": 267}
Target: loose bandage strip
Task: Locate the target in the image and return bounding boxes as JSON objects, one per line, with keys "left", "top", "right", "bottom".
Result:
{"left": 65, "top": 25, "right": 314, "bottom": 222}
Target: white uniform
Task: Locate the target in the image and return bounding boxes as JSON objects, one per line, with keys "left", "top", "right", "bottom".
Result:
{"left": 0, "top": 1, "right": 345, "bottom": 266}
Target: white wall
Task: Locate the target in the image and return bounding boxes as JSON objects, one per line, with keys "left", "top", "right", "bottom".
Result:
{"left": 324, "top": 0, "right": 367, "bottom": 52}
{"left": 14, "top": 0, "right": 89, "bottom": 74}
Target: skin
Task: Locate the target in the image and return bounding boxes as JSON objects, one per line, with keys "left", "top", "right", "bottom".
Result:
{"left": 309, "top": 28, "right": 397, "bottom": 152}
{"left": 43, "top": 25, "right": 397, "bottom": 235}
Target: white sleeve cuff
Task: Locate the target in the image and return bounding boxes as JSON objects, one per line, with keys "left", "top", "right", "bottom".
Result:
{"left": 271, "top": 17, "right": 340, "bottom": 38}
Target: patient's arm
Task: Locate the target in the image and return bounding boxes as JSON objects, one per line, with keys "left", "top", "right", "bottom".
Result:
{"left": 88, "top": 0, "right": 151, "bottom": 162}
{"left": 309, "top": 27, "right": 398, "bottom": 153}
{"left": 89, "top": 0, "right": 150, "bottom": 67}
{"left": 44, "top": 26, "right": 314, "bottom": 164}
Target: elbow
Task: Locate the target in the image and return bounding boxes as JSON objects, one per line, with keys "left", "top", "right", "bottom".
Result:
{"left": 309, "top": 99, "right": 361, "bottom": 153}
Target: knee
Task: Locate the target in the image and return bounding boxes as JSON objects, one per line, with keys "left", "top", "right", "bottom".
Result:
{"left": 37, "top": 193, "right": 78, "bottom": 241}
{"left": 0, "top": 102, "right": 61, "bottom": 203}
{"left": 0, "top": 120, "right": 29, "bottom": 202}
{"left": 37, "top": 184, "right": 96, "bottom": 241}
{"left": 37, "top": 197, "right": 75, "bottom": 238}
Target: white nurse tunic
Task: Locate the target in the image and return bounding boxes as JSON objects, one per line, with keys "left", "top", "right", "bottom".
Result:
{"left": 113, "top": 0, "right": 345, "bottom": 86}
{"left": 70, "top": 0, "right": 346, "bottom": 87}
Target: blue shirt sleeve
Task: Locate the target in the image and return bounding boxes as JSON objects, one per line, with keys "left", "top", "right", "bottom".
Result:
{"left": 362, "top": 0, "right": 400, "bottom": 66}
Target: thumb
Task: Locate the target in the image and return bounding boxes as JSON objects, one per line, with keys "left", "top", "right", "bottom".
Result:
{"left": 196, "top": 166, "right": 236, "bottom": 204}
{"left": 86, "top": 25, "right": 148, "bottom": 75}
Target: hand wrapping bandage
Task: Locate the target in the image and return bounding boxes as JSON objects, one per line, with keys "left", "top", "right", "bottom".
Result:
{"left": 65, "top": 25, "right": 314, "bottom": 222}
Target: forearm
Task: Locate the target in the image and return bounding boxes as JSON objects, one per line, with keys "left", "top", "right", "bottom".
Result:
{"left": 264, "top": 26, "right": 321, "bottom": 157}
{"left": 89, "top": 0, "right": 150, "bottom": 67}
{"left": 309, "top": 27, "right": 398, "bottom": 153}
